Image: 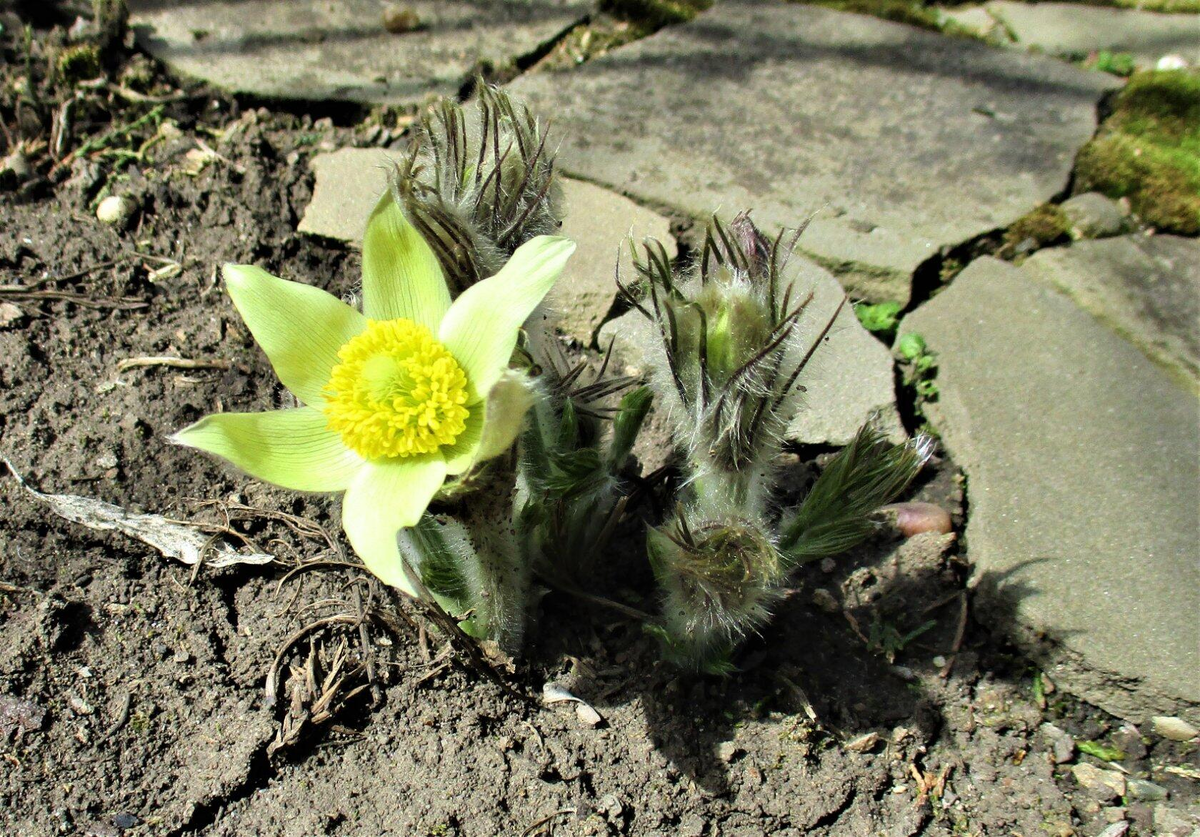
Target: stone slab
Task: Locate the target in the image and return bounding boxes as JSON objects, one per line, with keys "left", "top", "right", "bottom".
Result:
{"left": 298, "top": 148, "right": 676, "bottom": 345}
{"left": 986, "top": 2, "right": 1200, "bottom": 69}
{"left": 553, "top": 178, "right": 676, "bottom": 346}
{"left": 900, "top": 257, "right": 1200, "bottom": 724}
{"left": 508, "top": 1, "right": 1116, "bottom": 304}
{"left": 1020, "top": 235, "right": 1200, "bottom": 388}
{"left": 599, "top": 255, "right": 903, "bottom": 448}
{"left": 129, "top": 0, "right": 589, "bottom": 106}
{"left": 298, "top": 147, "right": 397, "bottom": 242}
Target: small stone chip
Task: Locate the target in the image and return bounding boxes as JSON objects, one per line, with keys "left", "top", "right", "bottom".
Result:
{"left": 0, "top": 302, "right": 25, "bottom": 328}
{"left": 811, "top": 588, "right": 839, "bottom": 613}
{"left": 1073, "top": 763, "right": 1126, "bottom": 802}
{"left": 844, "top": 731, "right": 881, "bottom": 753}
{"left": 1151, "top": 716, "right": 1198, "bottom": 742}
{"left": 0, "top": 694, "right": 46, "bottom": 735}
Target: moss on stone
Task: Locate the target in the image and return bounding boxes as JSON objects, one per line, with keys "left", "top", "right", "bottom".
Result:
{"left": 1075, "top": 70, "right": 1200, "bottom": 235}
{"left": 1004, "top": 203, "right": 1072, "bottom": 252}
{"left": 1062, "top": 0, "right": 1200, "bottom": 11}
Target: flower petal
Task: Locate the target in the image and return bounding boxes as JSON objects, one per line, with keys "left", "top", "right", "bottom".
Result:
{"left": 362, "top": 189, "right": 451, "bottom": 330}
{"left": 441, "top": 403, "right": 486, "bottom": 476}
{"left": 341, "top": 456, "right": 447, "bottom": 596}
{"left": 224, "top": 264, "right": 365, "bottom": 406}
{"left": 171, "top": 408, "right": 362, "bottom": 492}
{"left": 439, "top": 236, "right": 575, "bottom": 399}
{"left": 440, "top": 371, "right": 538, "bottom": 475}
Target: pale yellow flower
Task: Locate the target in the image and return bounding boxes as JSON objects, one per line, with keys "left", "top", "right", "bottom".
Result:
{"left": 173, "top": 191, "right": 575, "bottom": 596}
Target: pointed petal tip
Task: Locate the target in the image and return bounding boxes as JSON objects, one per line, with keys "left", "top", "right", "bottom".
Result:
{"left": 221, "top": 263, "right": 254, "bottom": 286}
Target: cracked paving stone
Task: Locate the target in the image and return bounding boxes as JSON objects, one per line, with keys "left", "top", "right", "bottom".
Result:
{"left": 129, "top": 0, "right": 590, "bottom": 106}
{"left": 298, "top": 147, "right": 677, "bottom": 347}
{"left": 957, "top": 2, "right": 1200, "bottom": 70}
{"left": 899, "top": 257, "right": 1200, "bottom": 725}
{"left": 508, "top": 0, "right": 1116, "bottom": 304}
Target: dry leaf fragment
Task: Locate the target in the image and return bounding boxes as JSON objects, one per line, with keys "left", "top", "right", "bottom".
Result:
{"left": 542, "top": 682, "right": 605, "bottom": 728}
{"left": 7, "top": 461, "right": 272, "bottom": 568}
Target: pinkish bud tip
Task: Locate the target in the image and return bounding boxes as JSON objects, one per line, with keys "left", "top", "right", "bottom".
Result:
{"left": 883, "top": 502, "right": 953, "bottom": 538}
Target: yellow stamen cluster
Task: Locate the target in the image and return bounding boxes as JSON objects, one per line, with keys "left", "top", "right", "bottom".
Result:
{"left": 324, "top": 318, "right": 470, "bottom": 460}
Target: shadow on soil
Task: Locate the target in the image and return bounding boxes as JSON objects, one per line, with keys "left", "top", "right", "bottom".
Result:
{"left": 521, "top": 461, "right": 1051, "bottom": 799}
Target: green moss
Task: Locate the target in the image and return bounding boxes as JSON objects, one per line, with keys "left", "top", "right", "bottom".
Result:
{"left": 57, "top": 44, "right": 103, "bottom": 84}
{"left": 1075, "top": 70, "right": 1200, "bottom": 235}
{"left": 1004, "top": 203, "right": 1071, "bottom": 251}
{"left": 601, "top": 0, "right": 712, "bottom": 27}
{"left": 1059, "top": 0, "right": 1200, "bottom": 11}
{"left": 1091, "top": 50, "right": 1136, "bottom": 78}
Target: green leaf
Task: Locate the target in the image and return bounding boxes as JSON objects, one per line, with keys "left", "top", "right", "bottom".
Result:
{"left": 780, "top": 423, "right": 931, "bottom": 566}
{"left": 361, "top": 189, "right": 451, "bottom": 331}
{"left": 895, "top": 332, "right": 927, "bottom": 362}
{"left": 1078, "top": 740, "right": 1126, "bottom": 763}
{"left": 439, "top": 236, "right": 575, "bottom": 400}
{"left": 608, "top": 386, "right": 652, "bottom": 470}
{"left": 223, "top": 264, "right": 365, "bottom": 406}
{"left": 398, "top": 514, "right": 473, "bottom": 613}
{"left": 341, "top": 456, "right": 447, "bottom": 597}
{"left": 172, "top": 408, "right": 362, "bottom": 492}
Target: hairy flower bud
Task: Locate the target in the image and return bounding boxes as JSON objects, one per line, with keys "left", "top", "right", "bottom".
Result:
{"left": 393, "top": 85, "right": 563, "bottom": 294}
{"left": 648, "top": 515, "right": 784, "bottom": 671}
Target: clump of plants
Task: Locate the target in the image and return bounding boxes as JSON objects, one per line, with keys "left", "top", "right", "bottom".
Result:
{"left": 611, "top": 214, "right": 933, "bottom": 670}
{"left": 1074, "top": 70, "right": 1200, "bottom": 235}
{"left": 176, "top": 88, "right": 932, "bottom": 671}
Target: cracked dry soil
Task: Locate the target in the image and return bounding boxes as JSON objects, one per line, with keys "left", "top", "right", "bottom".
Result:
{"left": 3, "top": 10, "right": 1198, "bottom": 837}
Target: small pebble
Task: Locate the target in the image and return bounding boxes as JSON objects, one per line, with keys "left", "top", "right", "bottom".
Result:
{"left": 1152, "top": 804, "right": 1192, "bottom": 834}
{"left": 1157, "top": 54, "right": 1189, "bottom": 71}
{"left": 820, "top": 557, "right": 836, "bottom": 573}
{"left": 844, "top": 731, "right": 880, "bottom": 753}
{"left": 1126, "top": 778, "right": 1167, "bottom": 802}
{"left": 1151, "top": 716, "right": 1198, "bottom": 742}
{"left": 1147, "top": 714, "right": 1195, "bottom": 738}
{"left": 1096, "top": 822, "right": 1128, "bottom": 837}
{"left": 0, "top": 302, "right": 25, "bottom": 329}
{"left": 1073, "top": 763, "right": 1125, "bottom": 802}
{"left": 112, "top": 812, "right": 141, "bottom": 830}
{"left": 172, "top": 649, "right": 191, "bottom": 664}
{"left": 811, "top": 588, "right": 839, "bottom": 613}
{"left": 1040, "top": 722, "right": 1075, "bottom": 764}
{"left": 96, "top": 195, "right": 137, "bottom": 228}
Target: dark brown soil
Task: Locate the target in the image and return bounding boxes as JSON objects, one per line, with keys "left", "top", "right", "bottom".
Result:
{"left": 2, "top": 5, "right": 1197, "bottom": 837}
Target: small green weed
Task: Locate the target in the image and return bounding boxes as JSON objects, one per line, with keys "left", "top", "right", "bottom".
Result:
{"left": 855, "top": 300, "right": 902, "bottom": 341}
{"left": 896, "top": 332, "right": 938, "bottom": 402}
